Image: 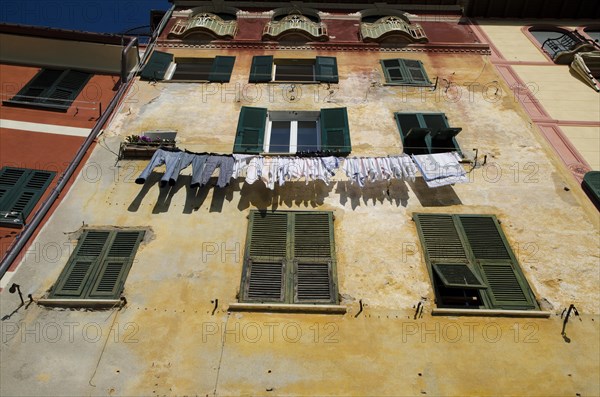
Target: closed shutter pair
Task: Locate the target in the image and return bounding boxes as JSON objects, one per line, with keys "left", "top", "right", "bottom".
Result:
{"left": 241, "top": 211, "right": 337, "bottom": 304}
{"left": 0, "top": 167, "right": 55, "bottom": 227}
{"left": 51, "top": 230, "right": 145, "bottom": 299}
{"left": 413, "top": 213, "right": 538, "bottom": 310}
{"left": 381, "top": 59, "right": 431, "bottom": 86}
{"left": 141, "top": 51, "right": 235, "bottom": 82}
{"left": 249, "top": 56, "right": 338, "bottom": 83}
{"left": 233, "top": 106, "right": 351, "bottom": 154}
{"left": 5, "top": 69, "right": 90, "bottom": 111}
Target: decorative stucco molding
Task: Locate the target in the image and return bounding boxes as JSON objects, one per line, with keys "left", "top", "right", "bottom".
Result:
{"left": 360, "top": 16, "right": 428, "bottom": 44}
{"left": 263, "top": 14, "right": 328, "bottom": 42}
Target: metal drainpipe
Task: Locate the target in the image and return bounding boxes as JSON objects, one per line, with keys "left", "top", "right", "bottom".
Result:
{"left": 0, "top": 5, "right": 175, "bottom": 280}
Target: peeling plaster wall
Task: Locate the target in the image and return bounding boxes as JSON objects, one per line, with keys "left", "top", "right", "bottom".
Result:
{"left": 1, "top": 45, "right": 599, "bottom": 396}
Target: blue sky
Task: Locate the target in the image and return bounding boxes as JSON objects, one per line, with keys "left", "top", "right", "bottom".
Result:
{"left": 0, "top": 0, "right": 171, "bottom": 35}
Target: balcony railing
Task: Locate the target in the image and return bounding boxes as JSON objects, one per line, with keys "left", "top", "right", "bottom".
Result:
{"left": 263, "top": 15, "right": 328, "bottom": 41}
{"left": 360, "top": 16, "right": 428, "bottom": 44}
{"left": 169, "top": 13, "right": 237, "bottom": 39}
{"left": 541, "top": 32, "right": 598, "bottom": 64}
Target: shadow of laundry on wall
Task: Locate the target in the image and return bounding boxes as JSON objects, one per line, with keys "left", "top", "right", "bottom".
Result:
{"left": 407, "top": 177, "right": 462, "bottom": 207}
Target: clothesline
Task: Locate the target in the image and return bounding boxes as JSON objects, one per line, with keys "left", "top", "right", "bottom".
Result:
{"left": 135, "top": 149, "right": 467, "bottom": 190}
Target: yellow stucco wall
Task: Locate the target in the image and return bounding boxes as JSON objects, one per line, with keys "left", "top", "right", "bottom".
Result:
{"left": 1, "top": 46, "right": 599, "bottom": 396}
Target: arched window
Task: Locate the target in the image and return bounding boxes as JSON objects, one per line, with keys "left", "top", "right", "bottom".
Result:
{"left": 583, "top": 27, "right": 600, "bottom": 43}
{"left": 168, "top": 9, "right": 238, "bottom": 40}
{"left": 359, "top": 10, "right": 427, "bottom": 44}
{"left": 263, "top": 8, "right": 328, "bottom": 42}
{"left": 529, "top": 26, "right": 596, "bottom": 64}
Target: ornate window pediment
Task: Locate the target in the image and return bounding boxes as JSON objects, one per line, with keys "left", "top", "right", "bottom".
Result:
{"left": 361, "top": 16, "right": 428, "bottom": 44}
{"left": 263, "top": 14, "right": 328, "bottom": 42}
{"left": 169, "top": 12, "right": 237, "bottom": 40}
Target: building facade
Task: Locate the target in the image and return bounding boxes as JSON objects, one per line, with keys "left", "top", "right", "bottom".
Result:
{"left": 1, "top": 1, "right": 598, "bottom": 396}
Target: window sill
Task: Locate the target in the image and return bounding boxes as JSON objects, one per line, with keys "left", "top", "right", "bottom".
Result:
{"left": 228, "top": 302, "right": 346, "bottom": 314}
{"left": 2, "top": 100, "right": 69, "bottom": 112}
{"left": 37, "top": 298, "right": 124, "bottom": 309}
{"left": 432, "top": 308, "right": 551, "bottom": 318}
{"left": 382, "top": 82, "right": 434, "bottom": 88}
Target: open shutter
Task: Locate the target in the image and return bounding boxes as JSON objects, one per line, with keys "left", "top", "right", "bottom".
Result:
{"left": 44, "top": 70, "right": 90, "bottom": 110}
{"left": 88, "top": 231, "right": 144, "bottom": 298}
{"left": 458, "top": 216, "right": 537, "bottom": 309}
{"left": 51, "top": 231, "right": 111, "bottom": 297}
{"left": 293, "top": 212, "right": 335, "bottom": 303}
{"left": 320, "top": 107, "right": 351, "bottom": 155}
{"left": 315, "top": 56, "right": 339, "bottom": 83}
{"left": 249, "top": 55, "right": 273, "bottom": 83}
{"left": 233, "top": 106, "right": 267, "bottom": 153}
{"left": 381, "top": 59, "right": 407, "bottom": 84}
{"left": 140, "top": 51, "right": 174, "bottom": 80}
{"left": 242, "top": 212, "right": 289, "bottom": 302}
{"left": 209, "top": 56, "right": 236, "bottom": 83}
{"left": 401, "top": 59, "right": 431, "bottom": 85}
{"left": 432, "top": 264, "right": 487, "bottom": 289}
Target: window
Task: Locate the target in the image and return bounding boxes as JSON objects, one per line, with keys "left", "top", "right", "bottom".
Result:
{"left": 0, "top": 167, "right": 55, "bottom": 227}
{"left": 394, "top": 112, "right": 462, "bottom": 156}
{"left": 50, "top": 230, "right": 145, "bottom": 300}
{"left": 529, "top": 27, "right": 596, "bottom": 64}
{"left": 233, "top": 106, "right": 351, "bottom": 155}
{"left": 3, "top": 69, "right": 91, "bottom": 112}
{"left": 239, "top": 211, "right": 338, "bottom": 304}
{"left": 413, "top": 213, "right": 538, "bottom": 311}
{"left": 249, "top": 56, "right": 338, "bottom": 83}
{"left": 140, "top": 51, "right": 235, "bottom": 82}
{"left": 381, "top": 58, "right": 431, "bottom": 86}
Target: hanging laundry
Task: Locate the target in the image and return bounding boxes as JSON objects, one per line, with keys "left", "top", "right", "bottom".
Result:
{"left": 135, "top": 148, "right": 184, "bottom": 187}
{"left": 196, "top": 155, "right": 235, "bottom": 188}
{"left": 411, "top": 152, "right": 468, "bottom": 188}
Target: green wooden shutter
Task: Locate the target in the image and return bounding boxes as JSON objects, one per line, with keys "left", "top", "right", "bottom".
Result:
{"left": 432, "top": 264, "right": 487, "bottom": 289}
{"left": 51, "top": 231, "right": 111, "bottom": 297}
{"left": 88, "top": 231, "right": 144, "bottom": 298}
{"left": 320, "top": 107, "right": 351, "bottom": 155}
{"left": 0, "top": 168, "right": 54, "bottom": 226}
{"left": 44, "top": 70, "right": 91, "bottom": 110}
{"left": 315, "top": 56, "right": 339, "bottom": 83}
{"left": 242, "top": 212, "right": 289, "bottom": 302}
{"left": 458, "top": 216, "right": 537, "bottom": 309}
{"left": 233, "top": 106, "right": 267, "bottom": 153}
{"left": 140, "top": 50, "right": 174, "bottom": 80}
{"left": 292, "top": 212, "right": 336, "bottom": 303}
{"left": 248, "top": 55, "right": 273, "bottom": 83}
{"left": 381, "top": 59, "right": 407, "bottom": 84}
{"left": 8, "top": 171, "right": 54, "bottom": 220}
{"left": 208, "top": 56, "right": 236, "bottom": 83}
{"left": 401, "top": 59, "right": 431, "bottom": 85}
{"left": 10, "top": 69, "right": 63, "bottom": 104}
{"left": 421, "top": 113, "right": 449, "bottom": 133}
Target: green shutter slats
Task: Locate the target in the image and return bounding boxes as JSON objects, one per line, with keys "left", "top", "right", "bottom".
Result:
{"left": 480, "top": 263, "right": 535, "bottom": 308}
{"left": 294, "top": 213, "right": 332, "bottom": 258}
{"left": 315, "top": 56, "right": 339, "bottom": 83}
{"left": 77, "top": 231, "right": 111, "bottom": 257}
{"left": 45, "top": 70, "right": 90, "bottom": 109}
{"left": 209, "top": 56, "right": 236, "bottom": 83}
{"left": 246, "top": 261, "right": 285, "bottom": 301}
{"left": 52, "top": 261, "right": 96, "bottom": 297}
{"left": 414, "top": 214, "right": 468, "bottom": 261}
{"left": 0, "top": 168, "right": 26, "bottom": 186}
{"left": 51, "top": 230, "right": 143, "bottom": 300}
{"left": 233, "top": 106, "right": 267, "bottom": 153}
{"left": 320, "top": 107, "right": 351, "bottom": 155}
{"left": 140, "top": 50, "right": 174, "bottom": 81}
{"left": 433, "top": 263, "right": 487, "bottom": 289}
{"left": 242, "top": 210, "right": 338, "bottom": 305}
{"left": 107, "top": 231, "right": 144, "bottom": 258}
{"left": 459, "top": 216, "right": 512, "bottom": 260}
{"left": 382, "top": 58, "right": 431, "bottom": 85}
{"left": 295, "top": 262, "right": 333, "bottom": 303}
{"left": 249, "top": 55, "right": 274, "bottom": 83}
{"left": 88, "top": 261, "right": 128, "bottom": 298}
{"left": 249, "top": 212, "right": 288, "bottom": 258}
{"left": 0, "top": 168, "right": 55, "bottom": 226}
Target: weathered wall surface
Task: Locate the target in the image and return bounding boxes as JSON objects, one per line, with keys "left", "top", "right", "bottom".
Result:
{"left": 1, "top": 30, "right": 599, "bottom": 397}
